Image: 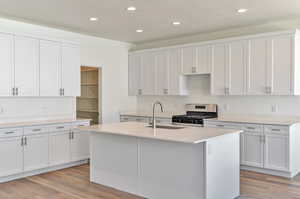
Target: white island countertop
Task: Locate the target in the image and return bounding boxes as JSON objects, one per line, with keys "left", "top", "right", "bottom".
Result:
{"left": 79, "top": 122, "right": 242, "bottom": 144}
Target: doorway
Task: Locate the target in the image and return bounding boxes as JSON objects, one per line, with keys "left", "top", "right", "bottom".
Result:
{"left": 76, "top": 66, "right": 102, "bottom": 124}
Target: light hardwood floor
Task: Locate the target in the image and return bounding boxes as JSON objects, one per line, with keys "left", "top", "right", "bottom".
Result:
{"left": 0, "top": 164, "right": 300, "bottom": 199}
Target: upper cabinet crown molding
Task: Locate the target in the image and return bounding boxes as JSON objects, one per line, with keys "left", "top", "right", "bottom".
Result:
{"left": 129, "top": 29, "right": 300, "bottom": 96}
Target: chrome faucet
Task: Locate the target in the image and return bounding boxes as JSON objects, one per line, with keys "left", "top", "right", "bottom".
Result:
{"left": 152, "top": 101, "right": 164, "bottom": 128}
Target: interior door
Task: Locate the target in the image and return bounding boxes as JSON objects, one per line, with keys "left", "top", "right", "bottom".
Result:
{"left": 24, "top": 134, "right": 49, "bottom": 171}
{"left": 128, "top": 54, "right": 142, "bottom": 96}
{"left": 141, "top": 52, "right": 155, "bottom": 95}
{"left": 71, "top": 130, "right": 89, "bottom": 161}
{"left": 240, "top": 132, "right": 264, "bottom": 168}
{"left": 0, "top": 33, "right": 14, "bottom": 96}
{"left": 49, "top": 131, "right": 71, "bottom": 166}
{"left": 269, "top": 35, "right": 293, "bottom": 95}
{"left": 14, "top": 36, "right": 39, "bottom": 96}
{"left": 155, "top": 51, "right": 169, "bottom": 95}
{"left": 211, "top": 43, "right": 227, "bottom": 95}
{"left": 247, "top": 38, "right": 268, "bottom": 95}
{"left": 0, "top": 137, "right": 23, "bottom": 177}
{"left": 227, "top": 40, "right": 247, "bottom": 95}
{"left": 40, "top": 40, "right": 61, "bottom": 96}
{"left": 61, "top": 43, "right": 80, "bottom": 96}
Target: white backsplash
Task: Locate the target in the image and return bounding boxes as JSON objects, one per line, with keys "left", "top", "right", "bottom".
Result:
{"left": 0, "top": 97, "right": 76, "bottom": 123}
{"left": 137, "top": 75, "right": 300, "bottom": 117}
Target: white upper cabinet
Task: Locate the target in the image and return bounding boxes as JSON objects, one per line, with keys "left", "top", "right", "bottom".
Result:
{"left": 182, "top": 46, "right": 197, "bottom": 74}
{"left": 61, "top": 43, "right": 80, "bottom": 96}
{"left": 268, "top": 35, "right": 293, "bottom": 95}
{"left": 168, "top": 48, "right": 188, "bottom": 95}
{"left": 40, "top": 40, "right": 61, "bottom": 96}
{"left": 197, "top": 45, "right": 212, "bottom": 74}
{"left": 227, "top": 40, "right": 247, "bottom": 95}
{"left": 247, "top": 37, "right": 269, "bottom": 95}
{"left": 155, "top": 51, "right": 169, "bottom": 95}
{"left": 128, "top": 54, "right": 142, "bottom": 96}
{"left": 14, "top": 36, "right": 39, "bottom": 96}
{"left": 141, "top": 52, "right": 155, "bottom": 95}
{"left": 0, "top": 33, "right": 14, "bottom": 96}
{"left": 211, "top": 43, "right": 227, "bottom": 95}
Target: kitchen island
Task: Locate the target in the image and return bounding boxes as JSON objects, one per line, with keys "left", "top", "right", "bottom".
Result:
{"left": 79, "top": 122, "right": 242, "bottom": 199}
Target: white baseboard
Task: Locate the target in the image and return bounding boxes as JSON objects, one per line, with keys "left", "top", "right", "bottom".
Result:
{"left": 241, "top": 165, "right": 297, "bottom": 178}
{"left": 0, "top": 159, "right": 89, "bottom": 183}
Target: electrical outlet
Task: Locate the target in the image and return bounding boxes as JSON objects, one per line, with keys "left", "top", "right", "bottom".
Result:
{"left": 271, "top": 105, "right": 278, "bottom": 113}
{"left": 223, "top": 104, "right": 229, "bottom": 111}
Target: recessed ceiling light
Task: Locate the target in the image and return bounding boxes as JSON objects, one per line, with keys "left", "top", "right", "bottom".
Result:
{"left": 136, "top": 29, "right": 144, "bottom": 33}
{"left": 89, "top": 17, "right": 98, "bottom": 21}
{"left": 172, "top": 21, "right": 181, "bottom": 26}
{"left": 237, "top": 8, "right": 248, "bottom": 13}
{"left": 127, "top": 6, "right": 137, "bottom": 11}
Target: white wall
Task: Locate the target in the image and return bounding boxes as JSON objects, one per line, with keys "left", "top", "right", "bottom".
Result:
{"left": 0, "top": 18, "right": 136, "bottom": 123}
{"left": 137, "top": 75, "right": 300, "bottom": 117}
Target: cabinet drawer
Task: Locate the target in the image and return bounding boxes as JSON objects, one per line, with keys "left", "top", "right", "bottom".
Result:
{"left": 242, "top": 124, "right": 263, "bottom": 132}
{"left": 48, "top": 124, "right": 72, "bottom": 132}
{"left": 205, "top": 121, "right": 242, "bottom": 129}
{"left": 0, "top": 128, "right": 23, "bottom": 138}
{"left": 264, "top": 125, "right": 289, "bottom": 135}
{"left": 24, "top": 126, "right": 49, "bottom": 135}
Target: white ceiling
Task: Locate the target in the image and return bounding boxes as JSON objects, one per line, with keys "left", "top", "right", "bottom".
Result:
{"left": 0, "top": 0, "right": 299, "bottom": 43}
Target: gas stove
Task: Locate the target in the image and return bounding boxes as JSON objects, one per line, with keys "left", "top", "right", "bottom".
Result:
{"left": 172, "top": 104, "right": 218, "bottom": 126}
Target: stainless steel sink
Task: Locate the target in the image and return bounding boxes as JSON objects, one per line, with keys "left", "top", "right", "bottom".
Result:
{"left": 146, "top": 125, "right": 185, "bottom": 130}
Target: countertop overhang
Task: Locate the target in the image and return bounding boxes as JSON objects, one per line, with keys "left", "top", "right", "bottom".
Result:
{"left": 79, "top": 122, "right": 242, "bottom": 144}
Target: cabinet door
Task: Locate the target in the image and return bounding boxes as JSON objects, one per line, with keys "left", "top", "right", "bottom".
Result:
{"left": 169, "top": 48, "right": 187, "bottom": 95}
{"left": 269, "top": 35, "right": 293, "bottom": 95}
{"left": 240, "top": 132, "right": 264, "bottom": 168}
{"left": 227, "top": 40, "right": 247, "bottom": 95}
{"left": 0, "top": 137, "right": 23, "bottom": 177}
{"left": 128, "top": 54, "right": 142, "bottom": 96}
{"left": 40, "top": 40, "right": 61, "bottom": 96}
{"left": 197, "top": 45, "right": 211, "bottom": 74}
{"left": 14, "top": 36, "right": 39, "bottom": 96}
{"left": 155, "top": 51, "right": 169, "bottom": 95}
{"left": 141, "top": 52, "right": 155, "bottom": 95}
{"left": 211, "top": 43, "right": 227, "bottom": 95}
{"left": 264, "top": 133, "right": 289, "bottom": 171}
{"left": 71, "top": 130, "right": 89, "bottom": 161}
{"left": 0, "top": 33, "right": 14, "bottom": 96}
{"left": 247, "top": 38, "right": 268, "bottom": 95}
{"left": 61, "top": 43, "right": 80, "bottom": 96}
{"left": 182, "top": 46, "right": 197, "bottom": 74}
{"left": 49, "top": 131, "right": 71, "bottom": 166}
{"left": 24, "top": 134, "right": 49, "bottom": 171}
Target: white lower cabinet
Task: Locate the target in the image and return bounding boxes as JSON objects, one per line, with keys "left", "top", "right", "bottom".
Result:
{"left": 49, "top": 131, "right": 71, "bottom": 166}
{"left": 240, "top": 132, "right": 264, "bottom": 168}
{"left": 0, "top": 121, "right": 90, "bottom": 180}
{"left": 264, "top": 133, "right": 289, "bottom": 171}
{"left": 204, "top": 120, "right": 296, "bottom": 177}
{"left": 24, "top": 134, "right": 49, "bottom": 171}
{"left": 0, "top": 136, "right": 23, "bottom": 177}
{"left": 71, "top": 130, "right": 90, "bottom": 161}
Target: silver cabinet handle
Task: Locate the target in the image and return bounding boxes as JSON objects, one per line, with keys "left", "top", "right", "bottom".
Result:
{"left": 216, "top": 124, "right": 225, "bottom": 127}
{"left": 25, "top": 137, "right": 27, "bottom": 145}
{"left": 59, "top": 88, "right": 62, "bottom": 96}
{"left": 15, "top": 87, "right": 19, "bottom": 96}
{"left": 63, "top": 88, "right": 65, "bottom": 96}
{"left": 271, "top": 129, "right": 281, "bottom": 132}
{"left": 138, "top": 89, "right": 142, "bottom": 95}
{"left": 72, "top": 132, "right": 74, "bottom": 139}
{"left": 191, "top": 67, "right": 197, "bottom": 73}
{"left": 5, "top": 131, "right": 15, "bottom": 134}
{"left": 69, "top": 132, "right": 72, "bottom": 140}
{"left": 56, "top": 126, "right": 64, "bottom": 129}
{"left": 163, "top": 89, "right": 168, "bottom": 95}
{"left": 21, "top": 137, "right": 24, "bottom": 146}
{"left": 246, "top": 127, "right": 255, "bottom": 130}
{"left": 12, "top": 87, "right": 15, "bottom": 96}
{"left": 32, "top": 129, "right": 41, "bottom": 132}
{"left": 225, "top": 87, "right": 230, "bottom": 95}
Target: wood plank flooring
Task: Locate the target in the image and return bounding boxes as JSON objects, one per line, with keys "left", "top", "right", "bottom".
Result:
{"left": 0, "top": 164, "right": 300, "bottom": 199}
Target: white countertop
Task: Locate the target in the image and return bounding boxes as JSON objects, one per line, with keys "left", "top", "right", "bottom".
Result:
{"left": 205, "top": 115, "right": 300, "bottom": 126}
{"left": 0, "top": 118, "right": 91, "bottom": 129}
{"left": 120, "top": 111, "right": 184, "bottom": 118}
{"left": 79, "top": 122, "right": 241, "bottom": 144}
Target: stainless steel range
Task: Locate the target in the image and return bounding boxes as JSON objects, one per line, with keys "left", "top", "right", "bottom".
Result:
{"left": 172, "top": 104, "right": 218, "bottom": 126}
